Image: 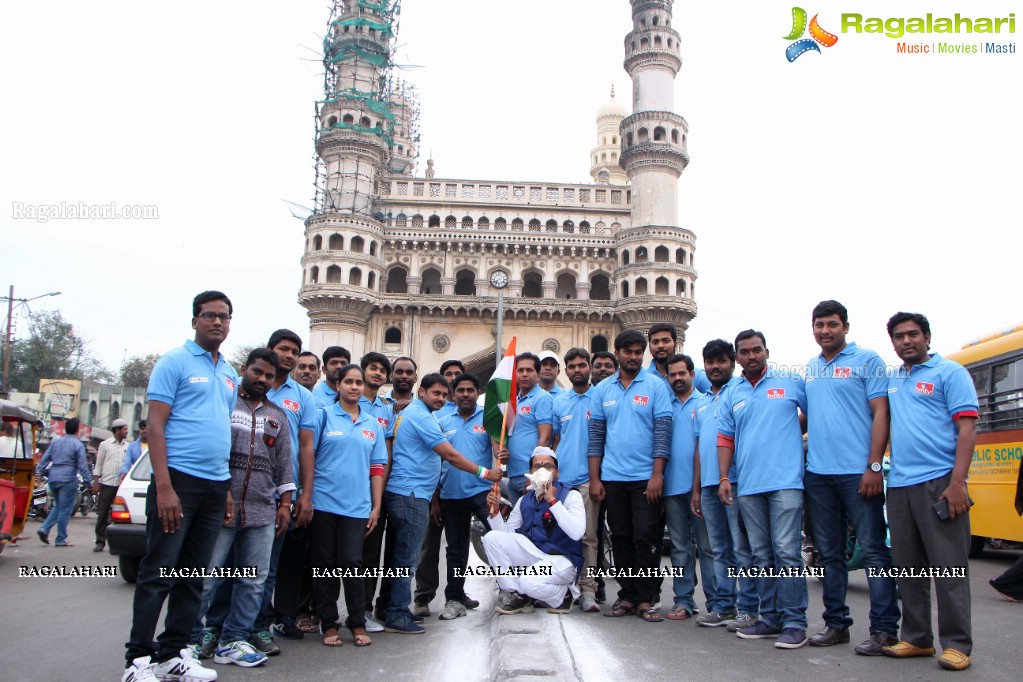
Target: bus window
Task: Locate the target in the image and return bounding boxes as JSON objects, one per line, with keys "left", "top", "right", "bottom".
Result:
{"left": 991, "top": 358, "right": 1023, "bottom": 430}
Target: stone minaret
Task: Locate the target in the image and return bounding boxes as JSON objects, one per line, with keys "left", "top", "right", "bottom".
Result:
{"left": 615, "top": 0, "right": 697, "bottom": 337}
{"left": 590, "top": 85, "right": 630, "bottom": 186}
{"left": 301, "top": 1, "right": 400, "bottom": 358}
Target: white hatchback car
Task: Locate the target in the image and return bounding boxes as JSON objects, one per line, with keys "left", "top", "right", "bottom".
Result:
{"left": 107, "top": 452, "right": 150, "bottom": 583}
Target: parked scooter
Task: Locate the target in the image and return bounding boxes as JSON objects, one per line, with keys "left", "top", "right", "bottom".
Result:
{"left": 26, "top": 476, "right": 51, "bottom": 520}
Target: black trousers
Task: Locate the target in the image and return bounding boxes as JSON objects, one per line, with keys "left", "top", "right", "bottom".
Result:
{"left": 310, "top": 511, "right": 368, "bottom": 630}
{"left": 440, "top": 492, "right": 492, "bottom": 601}
{"left": 604, "top": 479, "right": 665, "bottom": 606}
{"left": 273, "top": 524, "right": 314, "bottom": 619}
{"left": 94, "top": 483, "right": 118, "bottom": 546}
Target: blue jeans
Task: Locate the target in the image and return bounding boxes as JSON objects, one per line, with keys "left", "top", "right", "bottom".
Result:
{"left": 663, "top": 492, "right": 720, "bottom": 612}
{"left": 253, "top": 520, "right": 288, "bottom": 631}
{"left": 738, "top": 489, "right": 808, "bottom": 630}
{"left": 384, "top": 491, "right": 430, "bottom": 627}
{"left": 508, "top": 475, "right": 527, "bottom": 507}
{"left": 701, "top": 484, "right": 758, "bottom": 615}
{"left": 804, "top": 472, "right": 899, "bottom": 634}
{"left": 40, "top": 480, "right": 78, "bottom": 545}
{"left": 193, "top": 520, "right": 275, "bottom": 644}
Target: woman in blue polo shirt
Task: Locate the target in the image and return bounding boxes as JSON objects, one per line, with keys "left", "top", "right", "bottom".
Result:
{"left": 310, "top": 364, "right": 387, "bottom": 648}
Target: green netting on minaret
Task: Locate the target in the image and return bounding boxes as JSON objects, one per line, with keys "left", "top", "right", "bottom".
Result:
{"left": 328, "top": 44, "right": 389, "bottom": 66}
{"left": 320, "top": 91, "right": 396, "bottom": 121}
{"left": 332, "top": 16, "right": 394, "bottom": 37}
{"left": 357, "top": 0, "right": 392, "bottom": 12}
{"left": 320, "top": 121, "right": 396, "bottom": 147}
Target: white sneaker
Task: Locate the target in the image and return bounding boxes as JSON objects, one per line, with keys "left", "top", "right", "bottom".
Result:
{"left": 152, "top": 648, "right": 218, "bottom": 681}
{"left": 578, "top": 594, "right": 600, "bottom": 613}
{"left": 212, "top": 640, "right": 268, "bottom": 668}
{"left": 122, "top": 657, "right": 158, "bottom": 682}
{"left": 439, "top": 600, "right": 467, "bottom": 620}
{"left": 364, "top": 615, "right": 385, "bottom": 633}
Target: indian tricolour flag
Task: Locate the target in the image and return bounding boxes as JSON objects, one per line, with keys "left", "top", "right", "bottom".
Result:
{"left": 484, "top": 336, "right": 518, "bottom": 445}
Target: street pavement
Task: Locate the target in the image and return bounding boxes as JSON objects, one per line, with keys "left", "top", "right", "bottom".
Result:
{"left": 2, "top": 515, "right": 1021, "bottom": 681}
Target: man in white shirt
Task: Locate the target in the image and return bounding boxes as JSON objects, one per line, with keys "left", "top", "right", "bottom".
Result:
{"left": 93, "top": 418, "right": 131, "bottom": 552}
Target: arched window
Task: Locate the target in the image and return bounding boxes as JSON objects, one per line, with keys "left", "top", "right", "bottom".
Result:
{"left": 327, "top": 115, "right": 338, "bottom": 127}
{"left": 636, "top": 247, "right": 649, "bottom": 262}
{"left": 621, "top": 281, "right": 630, "bottom": 298}
{"left": 326, "top": 265, "right": 342, "bottom": 283}
{"left": 545, "top": 220, "right": 558, "bottom": 233}
{"left": 110, "top": 401, "right": 120, "bottom": 423}
{"left": 421, "top": 267, "right": 441, "bottom": 295}
{"left": 676, "top": 279, "right": 686, "bottom": 297}
{"left": 133, "top": 403, "right": 143, "bottom": 424}
{"left": 454, "top": 269, "right": 476, "bottom": 296}
{"left": 328, "top": 233, "right": 343, "bottom": 250}
{"left": 478, "top": 217, "right": 490, "bottom": 230}
{"left": 529, "top": 219, "right": 541, "bottom": 232}
{"left": 654, "top": 35, "right": 662, "bottom": 48}
{"left": 653, "top": 15, "right": 660, "bottom": 26}
{"left": 635, "top": 277, "right": 648, "bottom": 296}
{"left": 655, "top": 246, "right": 669, "bottom": 262}
{"left": 428, "top": 214, "right": 440, "bottom": 228}
{"left": 445, "top": 215, "right": 457, "bottom": 229}
{"left": 676, "top": 248, "right": 685, "bottom": 264}
{"left": 521, "top": 272, "right": 543, "bottom": 298}
{"left": 495, "top": 217, "right": 507, "bottom": 230}
{"left": 360, "top": 116, "right": 371, "bottom": 128}
{"left": 351, "top": 236, "right": 365, "bottom": 253}
{"left": 411, "top": 214, "right": 423, "bottom": 228}
{"left": 671, "top": 129, "right": 679, "bottom": 144}
{"left": 591, "top": 335, "right": 609, "bottom": 353}
{"left": 590, "top": 274, "right": 610, "bottom": 301}
{"left": 384, "top": 327, "right": 402, "bottom": 344}
{"left": 395, "top": 213, "right": 407, "bottom": 228}
{"left": 313, "top": 235, "right": 322, "bottom": 250}
{"left": 655, "top": 276, "right": 669, "bottom": 295}
{"left": 563, "top": 220, "right": 574, "bottom": 233}
{"left": 512, "top": 218, "right": 524, "bottom": 231}
{"left": 309, "top": 266, "right": 319, "bottom": 284}
{"left": 626, "top": 132, "right": 633, "bottom": 146}
{"left": 89, "top": 401, "right": 97, "bottom": 424}
{"left": 638, "top": 128, "right": 649, "bottom": 143}
{"left": 343, "top": 113, "right": 355, "bottom": 125}
{"left": 369, "top": 241, "right": 377, "bottom": 256}
{"left": 367, "top": 272, "right": 376, "bottom": 290}
{"left": 654, "top": 126, "right": 666, "bottom": 141}
{"left": 386, "top": 266, "right": 408, "bottom": 293}
{"left": 579, "top": 220, "right": 590, "bottom": 234}
{"left": 556, "top": 272, "right": 577, "bottom": 299}
{"left": 349, "top": 267, "right": 363, "bottom": 287}
{"left": 622, "top": 250, "right": 630, "bottom": 265}
{"left": 462, "top": 216, "right": 473, "bottom": 229}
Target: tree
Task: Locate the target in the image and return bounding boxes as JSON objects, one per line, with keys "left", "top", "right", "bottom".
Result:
{"left": 120, "top": 353, "right": 161, "bottom": 388}
{"left": 8, "top": 310, "right": 115, "bottom": 391}
{"left": 229, "top": 344, "right": 261, "bottom": 373}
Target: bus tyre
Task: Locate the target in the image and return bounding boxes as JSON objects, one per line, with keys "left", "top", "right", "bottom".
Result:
{"left": 119, "top": 555, "right": 141, "bottom": 584}
{"left": 968, "top": 535, "right": 986, "bottom": 559}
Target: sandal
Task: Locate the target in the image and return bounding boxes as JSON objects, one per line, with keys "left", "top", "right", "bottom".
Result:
{"left": 322, "top": 627, "right": 344, "bottom": 647}
{"left": 296, "top": 613, "right": 318, "bottom": 633}
{"left": 666, "top": 605, "right": 692, "bottom": 621}
{"left": 637, "top": 604, "right": 663, "bottom": 622}
{"left": 349, "top": 627, "right": 372, "bottom": 647}
{"left": 603, "top": 599, "right": 636, "bottom": 617}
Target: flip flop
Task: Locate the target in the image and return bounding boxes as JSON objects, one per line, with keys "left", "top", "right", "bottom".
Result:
{"left": 296, "top": 614, "right": 319, "bottom": 633}
{"left": 322, "top": 628, "right": 344, "bottom": 647}
{"left": 603, "top": 599, "right": 636, "bottom": 617}
{"left": 666, "top": 605, "right": 692, "bottom": 620}
{"left": 638, "top": 606, "right": 663, "bottom": 622}
{"left": 349, "top": 627, "right": 372, "bottom": 647}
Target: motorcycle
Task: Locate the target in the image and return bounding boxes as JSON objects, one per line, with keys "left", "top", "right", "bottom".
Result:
{"left": 26, "top": 476, "right": 51, "bottom": 521}
{"left": 78, "top": 479, "right": 97, "bottom": 517}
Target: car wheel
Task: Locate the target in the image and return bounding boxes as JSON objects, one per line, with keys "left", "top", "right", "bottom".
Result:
{"left": 119, "top": 555, "right": 141, "bottom": 583}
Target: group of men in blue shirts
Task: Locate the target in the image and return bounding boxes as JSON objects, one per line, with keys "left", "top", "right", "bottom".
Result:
{"left": 120, "top": 290, "right": 979, "bottom": 680}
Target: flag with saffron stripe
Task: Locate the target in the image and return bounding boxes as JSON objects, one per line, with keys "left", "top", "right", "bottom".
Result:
{"left": 483, "top": 337, "right": 517, "bottom": 443}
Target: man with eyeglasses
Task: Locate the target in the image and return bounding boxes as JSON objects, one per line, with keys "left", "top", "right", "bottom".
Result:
{"left": 123, "top": 291, "right": 239, "bottom": 682}
{"left": 483, "top": 447, "right": 585, "bottom": 615}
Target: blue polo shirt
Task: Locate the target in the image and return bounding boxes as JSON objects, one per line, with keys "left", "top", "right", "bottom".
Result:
{"left": 695, "top": 376, "right": 741, "bottom": 487}
{"left": 267, "top": 376, "right": 318, "bottom": 481}
{"left": 359, "top": 394, "right": 396, "bottom": 440}
{"left": 435, "top": 401, "right": 458, "bottom": 420}
{"left": 806, "top": 343, "right": 889, "bottom": 475}
{"left": 439, "top": 406, "right": 493, "bottom": 500}
{"left": 147, "top": 339, "right": 238, "bottom": 481}
{"left": 718, "top": 369, "right": 806, "bottom": 496}
{"left": 313, "top": 405, "right": 387, "bottom": 517}
{"left": 311, "top": 380, "right": 337, "bottom": 408}
{"left": 665, "top": 389, "right": 703, "bottom": 496}
{"left": 507, "top": 385, "right": 554, "bottom": 477}
{"left": 387, "top": 398, "right": 447, "bottom": 499}
{"left": 546, "top": 384, "right": 565, "bottom": 398}
{"left": 552, "top": 387, "right": 598, "bottom": 487}
{"left": 591, "top": 370, "right": 673, "bottom": 482}
{"left": 888, "top": 354, "right": 978, "bottom": 488}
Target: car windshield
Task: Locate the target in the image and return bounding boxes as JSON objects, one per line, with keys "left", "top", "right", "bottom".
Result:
{"left": 130, "top": 452, "right": 152, "bottom": 481}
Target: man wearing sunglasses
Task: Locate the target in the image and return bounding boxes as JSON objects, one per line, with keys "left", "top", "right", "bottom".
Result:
{"left": 482, "top": 447, "right": 585, "bottom": 615}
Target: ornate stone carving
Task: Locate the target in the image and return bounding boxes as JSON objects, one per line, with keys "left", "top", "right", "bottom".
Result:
{"left": 432, "top": 334, "right": 450, "bottom": 353}
{"left": 542, "top": 338, "right": 560, "bottom": 353}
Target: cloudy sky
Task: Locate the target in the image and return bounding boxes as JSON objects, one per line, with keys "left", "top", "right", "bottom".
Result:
{"left": 1, "top": 0, "right": 1019, "bottom": 378}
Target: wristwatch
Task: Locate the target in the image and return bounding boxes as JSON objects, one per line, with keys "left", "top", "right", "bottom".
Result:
{"left": 869, "top": 462, "right": 882, "bottom": 473}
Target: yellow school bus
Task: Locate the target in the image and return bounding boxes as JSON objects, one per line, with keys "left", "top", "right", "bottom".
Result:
{"left": 945, "top": 324, "right": 1023, "bottom": 555}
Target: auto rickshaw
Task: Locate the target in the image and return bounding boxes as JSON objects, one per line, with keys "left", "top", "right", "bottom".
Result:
{"left": 0, "top": 399, "right": 44, "bottom": 554}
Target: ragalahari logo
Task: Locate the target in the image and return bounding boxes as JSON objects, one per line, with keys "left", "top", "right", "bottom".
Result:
{"left": 784, "top": 7, "right": 838, "bottom": 61}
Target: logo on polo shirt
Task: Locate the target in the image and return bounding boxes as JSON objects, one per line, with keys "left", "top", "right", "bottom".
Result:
{"left": 833, "top": 367, "right": 852, "bottom": 379}
{"left": 585, "top": 410, "right": 591, "bottom": 420}
{"left": 376, "top": 417, "right": 390, "bottom": 428}
{"left": 189, "top": 376, "right": 209, "bottom": 384}
{"left": 603, "top": 400, "right": 616, "bottom": 407}
{"left": 520, "top": 405, "right": 531, "bottom": 416}
{"left": 914, "top": 382, "right": 934, "bottom": 396}
{"left": 325, "top": 431, "right": 343, "bottom": 437}
{"left": 225, "top": 378, "right": 235, "bottom": 391}
{"left": 362, "top": 429, "right": 376, "bottom": 441}
{"left": 633, "top": 395, "right": 649, "bottom": 406}
{"left": 733, "top": 400, "right": 746, "bottom": 412}
{"left": 282, "top": 399, "right": 300, "bottom": 412}
{"left": 560, "top": 415, "right": 572, "bottom": 423}
{"left": 888, "top": 387, "right": 898, "bottom": 394}
{"left": 472, "top": 425, "right": 487, "bottom": 434}
{"left": 767, "top": 388, "right": 786, "bottom": 399}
